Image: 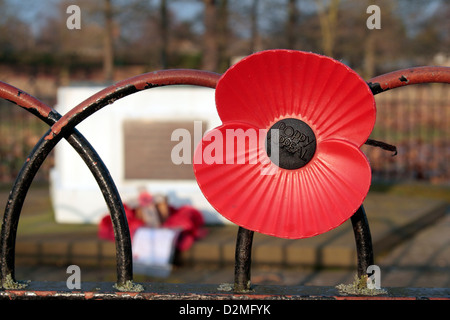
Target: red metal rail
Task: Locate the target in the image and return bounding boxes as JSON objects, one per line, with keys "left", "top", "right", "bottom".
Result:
{"left": 368, "top": 66, "right": 450, "bottom": 94}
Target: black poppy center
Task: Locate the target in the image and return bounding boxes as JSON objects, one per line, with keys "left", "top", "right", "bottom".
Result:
{"left": 265, "top": 118, "right": 316, "bottom": 170}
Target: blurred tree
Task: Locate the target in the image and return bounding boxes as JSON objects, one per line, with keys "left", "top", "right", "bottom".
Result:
{"left": 249, "top": 0, "right": 261, "bottom": 53}
{"left": 35, "top": 0, "right": 107, "bottom": 67}
{"left": 217, "top": 0, "right": 229, "bottom": 72}
{"left": 103, "top": 0, "right": 114, "bottom": 81}
{"left": 326, "top": 0, "right": 410, "bottom": 77}
{"left": 0, "top": 0, "right": 446, "bottom": 76}
{"left": 202, "top": 0, "right": 218, "bottom": 71}
{"left": 412, "top": 24, "right": 440, "bottom": 64}
{"left": 0, "top": 0, "right": 34, "bottom": 64}
{"left": 405, "top": 0, "right": 449, "bottom": 65}
{"left": 315, "top": 0, "right": 340, "bottom": 57}
{"left": 286, "top": 0, "right": 299, "bottom": 49}
{"left": 160, "top": 0, "right": 169, "bottom": 69}
{"left": 201, "top": 0, "right": 229, "bottom": 72}
{"left": 247, "top": 0, "right": 301, "bottom": 50}
{"left": 114, "top": 0, "right": 162, "bottom": 69}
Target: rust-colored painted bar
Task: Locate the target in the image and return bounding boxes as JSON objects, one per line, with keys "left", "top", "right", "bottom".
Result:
{"left": 368, "top": 66, "right": 450, "bottom": 94}
{"left": 45, "top": 69, "right": 220, "bottom": 140}
{"left": 1, "top": 282, "right": 449, "bottom": 300}
{"left": 0, "top": 81, "right": 53, "bottom": 120}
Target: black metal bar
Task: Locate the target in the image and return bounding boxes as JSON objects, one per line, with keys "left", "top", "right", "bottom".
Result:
{"left": 1, "top": 128, "right": 132, "bottom": 286}
{"left": 364, "top": 138, "right": 397, "bottom": 156}
{"left": 351, "top": 205, "right": 374, "bottom": 278}
{"left": 233, "top": 205, "right": 374, "bottom": 288}
{"left": 234, "top": 227, "right": 254, "bottom": 292}
{"left": 59, "top": 132, "right": 132, "bottom": 285}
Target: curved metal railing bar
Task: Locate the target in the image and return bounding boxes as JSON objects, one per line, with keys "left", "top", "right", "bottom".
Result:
{"left": 0, "top": 81, "right": 134, "bottom": 287}
{"left": 0, "top": 65, "right": 447, "bottom": 292}
{"left": 0, "top": 70, "right": 220, "bottom": 288}
{"left": 367, "top": 66, "right": 450, "bottom": 94}
{"left": 350, "top": 206, "right": 374, "bottom": 278}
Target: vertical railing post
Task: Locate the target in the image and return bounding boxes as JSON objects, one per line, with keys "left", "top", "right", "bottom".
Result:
{"left": 234, "top": 227, "right": 254, "bottom": 292}
{"left": 351, "top": 205, "right": 374, "bottom": 278}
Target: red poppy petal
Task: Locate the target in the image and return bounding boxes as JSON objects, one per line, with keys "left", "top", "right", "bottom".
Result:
{"left": 298, "top": 140, "right": 372, "bottom": 236}
{"left": 193, "top": 121, "right": 280, "bottom": 230}
{"left": 193, "top": 122, "right": 263, "bottom": 167}
{"left": 313, "top": 74, "right": 375, "bottom": 147}
{"left": 194, "top": 123, "right": 371, "bottom": 238}
{"left": 216, "top": 50, "right": 375, "bottom": 146}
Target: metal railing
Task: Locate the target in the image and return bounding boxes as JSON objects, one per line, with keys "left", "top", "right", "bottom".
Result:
{"left": 0, "top": 65, "right": 449, "bottom": 295}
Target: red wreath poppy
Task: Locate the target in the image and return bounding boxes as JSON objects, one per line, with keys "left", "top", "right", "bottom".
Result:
{"left": 193, "top": 50, "right": 376, "bottom": 239}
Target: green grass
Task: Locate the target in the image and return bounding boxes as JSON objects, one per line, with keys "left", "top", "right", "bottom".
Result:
{"left": 370, "top": 182, "right": 450, "bottom": 203}
{"left": 0, "top": 183, "right": 98, "bottom": 238}
{"left": 17, "top": 209, "right": 98, "bottom": 237}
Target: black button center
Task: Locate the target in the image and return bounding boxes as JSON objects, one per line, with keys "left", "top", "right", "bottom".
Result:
{"left": 265, "top": 118, "right": 316, "bottom": 170}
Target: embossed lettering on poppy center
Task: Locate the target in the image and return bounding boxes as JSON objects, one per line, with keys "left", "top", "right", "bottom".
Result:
{"left": 266, "top": 118, "right": 316, "bottom": 170}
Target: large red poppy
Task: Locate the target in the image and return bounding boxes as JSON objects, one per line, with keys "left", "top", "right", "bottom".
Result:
{"left": 193, "top": 50, "right": 376, "bottom": 239}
